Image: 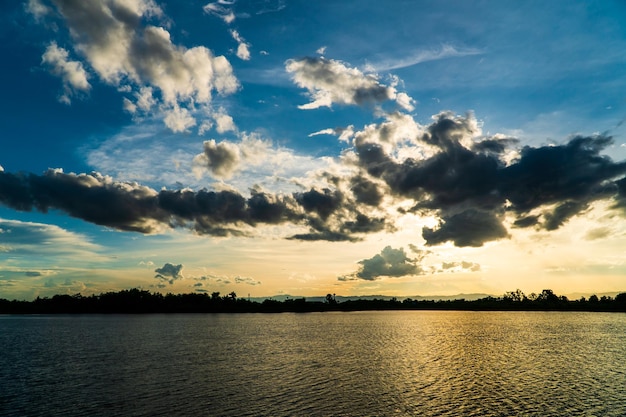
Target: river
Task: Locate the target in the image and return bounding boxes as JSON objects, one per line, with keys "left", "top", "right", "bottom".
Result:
{"left": 1, "top": 311, "right": 625, "bottom": 416}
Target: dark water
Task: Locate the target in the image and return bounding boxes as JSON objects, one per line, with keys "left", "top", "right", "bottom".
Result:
{"left": 1, "top": 311, "right": 625, "bottom": 416}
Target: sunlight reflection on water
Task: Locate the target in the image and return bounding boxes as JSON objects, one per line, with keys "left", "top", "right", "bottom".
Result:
{"left": 1, "top": 311, "right": 625, "bottom": 416}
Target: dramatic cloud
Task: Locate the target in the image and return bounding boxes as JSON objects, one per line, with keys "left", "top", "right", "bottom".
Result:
{"left": 352, "top": 112, "right": 422, "bottom": 149}
{"left": 352, "top": 112, "right": 626, "bottom": 246}
{"left": 0, "top": 169, "right": 382, "bottom": 241}
{"left": 194, "top": 139, "right": 241, "bottom": 179}
{"left": 41, "top": 42, "right": 90, "bottom": 104}
{"left": 500, "top": 135, "right": 624, "bottom": 214}
{"left": 32, "top": 0, "right": 239, "bottom": 131}
{"left": 422, "top": 209, "right": 509, "bottom": 247}
{"left": 349, "top": 175, "right": 383, "bottom": 206}
{"left": 0, "top": 169, "right": 165, "bottom": 233}
{"left": 2, "top": 111, "right": 626, "bottom": 247}
{"left": 340, "top": 246, "right": 424, "bottom": 281}
{"left": 295, "top": 188, "right": 343, "bottom": 221}
{"left": 286, "top": 57, "right": 411, "bottom": 110}
{"left": 154, "top": 262, "right": 183, "bottom": 284}
{"left": 192, "top": 134, "right": 274, "bottom": 180}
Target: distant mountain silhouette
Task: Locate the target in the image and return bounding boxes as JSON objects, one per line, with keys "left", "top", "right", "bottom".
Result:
{"left": 251, "top": 293, "right": 493, "bottom": 303}
{"left": 2, "top": 288, "right": 625, "bottom": 314}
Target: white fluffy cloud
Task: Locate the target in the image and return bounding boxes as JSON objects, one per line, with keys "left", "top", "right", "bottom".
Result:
{"left": 352, "top": 112, "right": 423, "bottom": 148}
{"left": 230, "top": 30, "right": 251, "bottom": 61}
{"left": 285, "top": 57, "right": 413, "bottom": 111}
{"left": 213, "top": 110, "right": 236, "bottom": 133}
{"left": 41, "top": 42, "right": 90, "bottom": 104}
{"left": 27, "top": 0, "right": 52, "bottom": 21}
{"left": 33, "top": 0, "right": 239, "bottom": 132}
{"left": 163, "top": 106, "right": 197, "bottom": 133}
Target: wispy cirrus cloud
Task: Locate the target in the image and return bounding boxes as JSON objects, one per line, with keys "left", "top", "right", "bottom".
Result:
{"left": 367, "top": 44, "right": 483, "bottom": 72}
{"left": 203, "top": 0, "right": 236, "bottom": 24}
{"left": 84, "top": 120, "right": 340, "bottom": 194}
{"left": 0, "top": 218, "right": 103, "bottom": 259}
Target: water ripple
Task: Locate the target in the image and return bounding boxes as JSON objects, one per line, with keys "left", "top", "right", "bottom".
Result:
{"left": 1, "top": 311, "right": 625, "bottom": 416}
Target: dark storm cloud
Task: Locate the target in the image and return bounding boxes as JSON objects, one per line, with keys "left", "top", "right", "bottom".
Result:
{"left": 340, "top": 246, "right": 424, "bottom": 281}
{"left": 353, "top": 112, "right": 626, "bottom": 246}
{"left": 512, "top": 215, "right": 540, "bottom": 228}
{"left": 0, "top": 170, "right": 292, "bottom": 234}
{"left": 197, "top": 140, "right": 240, "bottom": 178}
{"left": 0, "top": 169, "right": 165, "bottom": 233}
{"left": 0, "top": 169, "right": 377, "bottom": 241}
{"left": 471, "top": 137, "right": 519, "bottom": 154}
{"left": 289, "top": 230, "right": 356, "bottom": 242}
{"left": 289, "top": 185, "right": 388, "bottom": 241}
{"left": 341, "top": 213, "right": 387, "bottom": 234}
{"left": 422, "top": 209, "right": 509, "bottom": 247}
{"left": 365, "top": 114, "right": 505, "bottom": 210}
{"left": 294, "top": 188, "right": 343, "bottom": 220}
{"left": 612, "top": 177, "right": 626, "bottom": 210}
{"left": 499, "top": 135, "right": 625, "bottom": 213}
{"left": 155, "top": 263, "right": 183, "bottom": 278}
{"left": 287, "top": 210, "right": 387, "bottom": 242}
{"left": 543, "top": 201, "right": 589, "bottom": 231}
{"left": 3, "top": 113, "right": 626, "bottom": 247}
{"left": 155, "top": 263, "right": 183, "bottom": 284}
{"left": 349, "top": 175, "right": 383, "bottom": 206}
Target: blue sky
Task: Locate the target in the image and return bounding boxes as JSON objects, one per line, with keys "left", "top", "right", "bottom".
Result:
{"left": 1, "top": 0, "right": 626, "bottom": 300}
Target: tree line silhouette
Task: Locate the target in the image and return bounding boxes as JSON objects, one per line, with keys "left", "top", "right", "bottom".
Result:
{"left": 1, "top": 288, "right": 625, "bottom": 314}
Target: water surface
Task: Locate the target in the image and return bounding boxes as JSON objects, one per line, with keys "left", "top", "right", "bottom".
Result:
{"left": 1, "top": 311, "right": 625, "bottom": 416}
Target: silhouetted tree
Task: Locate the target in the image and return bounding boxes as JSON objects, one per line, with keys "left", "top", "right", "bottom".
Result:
{"left": 1, "top": 288, "right": 625, "bottom": 314}
{"left": 504, "top": 289, "right": 526, "bottom": 302}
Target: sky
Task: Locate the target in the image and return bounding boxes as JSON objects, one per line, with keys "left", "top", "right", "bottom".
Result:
{"left": 1, "top": 0, "right": 626, "bottom": 300}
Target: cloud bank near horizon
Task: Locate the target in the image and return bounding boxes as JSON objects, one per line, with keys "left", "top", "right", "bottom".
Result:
{"left": 2, "top": 112, "right": 626, "bottom": 249}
